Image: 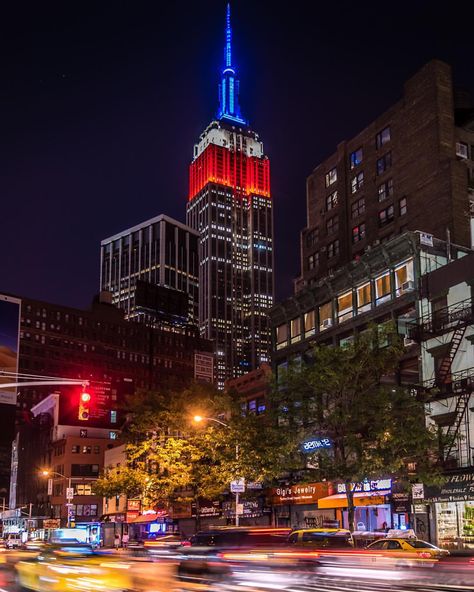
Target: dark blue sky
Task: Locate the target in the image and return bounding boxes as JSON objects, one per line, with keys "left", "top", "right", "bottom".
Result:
{"left": 1, "top": 0, "right": 473, "bottom": 308}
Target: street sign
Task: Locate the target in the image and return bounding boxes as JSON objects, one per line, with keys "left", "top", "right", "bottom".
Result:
{"left": 66, "top": 487, "right": 74, "bottom": 500}
{"left": 235, "top": 503, "right": 244, "bottom": 516}
{"left": 230, "top": 479, "right": 245, "bottom": 493}
{"left": 412, "top": 483, "right": 424, "bottom": 500}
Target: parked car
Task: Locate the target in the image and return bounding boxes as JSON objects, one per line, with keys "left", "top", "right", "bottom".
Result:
{"left": 288, "top": 528, "right": 354, "bottom": 549}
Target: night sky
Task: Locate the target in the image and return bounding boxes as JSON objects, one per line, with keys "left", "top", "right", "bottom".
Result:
{"left": 2, "top": 0, "right": 473, "bottom": 309}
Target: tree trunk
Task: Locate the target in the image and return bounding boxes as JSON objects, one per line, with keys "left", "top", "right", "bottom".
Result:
{"left": 345, "top": 482, "right": 355, "bottom": 533}
{"left": 194, "top": 496, "right": 201, "bottom": 534}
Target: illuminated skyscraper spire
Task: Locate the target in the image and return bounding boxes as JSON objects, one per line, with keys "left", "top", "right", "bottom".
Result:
{"left": 217, "top": 3, "right": 247, "bottom": 125}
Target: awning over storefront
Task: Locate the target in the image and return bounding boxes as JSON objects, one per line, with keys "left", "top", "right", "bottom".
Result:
{"left": 318, "top": 490, "right": 391, "bottom": 509}
{"left": 131, "top": 512, "right": 168, "bottom": 523}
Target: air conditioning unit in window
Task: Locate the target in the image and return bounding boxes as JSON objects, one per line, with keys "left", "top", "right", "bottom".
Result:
{"left": 403, "top": 336, "right": 416, "bottom": 347}
{"left": 400, "top": 280, "right": 415, "bottom": 293}
{"left": 322, "top": 318, "right": 333, "bottom": 329}
{"left": 456, "top": 142, "right": 468, "bottom": 159}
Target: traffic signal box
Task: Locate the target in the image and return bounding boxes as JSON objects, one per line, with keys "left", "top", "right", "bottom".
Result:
{"left": 78, "top": 391, "right": 91, "bottom": 421}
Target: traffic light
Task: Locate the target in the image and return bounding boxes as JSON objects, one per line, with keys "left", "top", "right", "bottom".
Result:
{"left": 78, "top": 391, "right": 91, "bottom": 421}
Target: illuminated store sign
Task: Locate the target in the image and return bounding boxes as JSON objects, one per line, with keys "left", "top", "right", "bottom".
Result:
{"left": 337, "top": 479, "right": 392, "bottom": 493}
{"left": 300, "top": 437, "right": 332, "bottom": 454}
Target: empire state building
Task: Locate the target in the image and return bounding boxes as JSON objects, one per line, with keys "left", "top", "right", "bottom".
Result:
{"left": 186, "top": 4, "right": 273, "bottom": 388}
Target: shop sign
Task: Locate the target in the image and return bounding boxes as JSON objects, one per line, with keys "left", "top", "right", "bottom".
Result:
{"left": 423, "top": 472, "right": 474, "bottom": 503}
{"left": 247, "top": 482, "right": 263, "bottom": 490}
{"left": 414, "top": 504, "right": 427, "bottom": 513}
{"left": 110, "top": 513, "right": 126, "bottom": 523}
{"left": 223, "top": 499, "right": 263, "bottom": 519}
{"left": 337, "top": 479, "right": 392, "bottom": 494}
{"left": 300, "top": 437, "right": 332, "bottom": 454}
{"left": 191, "top": 500, "right": 222, "bottom": 518}
{"left": 43, "top": 519, "right": 60, "bottom": 529}
{"left": 127, "top": 499, "right": 141, "bottom": 511}
{"left": 170, "top": 502, "right": 192, "bottom": 519}
{"left": 269, "top": 482, "right": 331, "bottom": 505}
{"left": 126, "top": 511, "right": 139, "bottom": 523}
{"left": 391, "top": 492, "right": 411, "bottom": 514}
{"left": 411, "top": 483, "right": 424, "bottom": 500}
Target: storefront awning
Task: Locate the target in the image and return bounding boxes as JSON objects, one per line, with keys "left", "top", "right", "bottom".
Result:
{"left": 318, "top": 490, "right": 391, "bottom": 509}
{"left": 131, "top": 512, "right": 168, "bottom": 523}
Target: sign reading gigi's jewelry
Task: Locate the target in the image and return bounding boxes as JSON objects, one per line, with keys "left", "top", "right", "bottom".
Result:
{"left": 300, "top": 437, "right": 332, "bottom": 454}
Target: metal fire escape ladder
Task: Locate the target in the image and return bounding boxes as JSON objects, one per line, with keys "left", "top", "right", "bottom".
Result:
{"left": 437, "top": 325, "right": 468, "bottom": 385}
{"left": 444, "top": 391, "right": 471, "bottom": 461}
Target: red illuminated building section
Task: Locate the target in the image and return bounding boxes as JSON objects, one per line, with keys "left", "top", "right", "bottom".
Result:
{"left": 189, "top": 143, "right": 270, "bottom": 200}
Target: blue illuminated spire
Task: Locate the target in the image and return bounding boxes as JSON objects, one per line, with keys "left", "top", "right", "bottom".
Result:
{"left": 217, "top": 3, "right": 247, "bottom": 125}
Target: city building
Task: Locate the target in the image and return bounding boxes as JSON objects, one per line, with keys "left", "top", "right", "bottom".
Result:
{"left": 186, "top": 5, "right": 274, "bottom": 388}
{"left": 225, "top": 363, "right": 271, "bottom": 416}
{"left": 409, "top": 252, "right": 474, "bottom": 549}
{"left": 100, "top": 214, "right": 199, "bottom": 328}
{"left": 297, "top": 60, "right": 474, "bottom": 292}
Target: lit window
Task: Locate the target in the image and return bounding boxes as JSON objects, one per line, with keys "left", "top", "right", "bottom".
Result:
{"left": 326, "top": 190, "right": 338, "bottom": 211}
{"left": 319, "top": 302, "right": 333, "bottom": 330}
{"left": 276, "top": 324, "right": 288, "bottom": 349}
{"left": 304, "top": 311, "right": 316, "bottom": 335}
{"left": 352, "top": 223, "right": 366, "bottom": 243}
{"left": 308, "top": 252, "right": 319, "bottom": 270}
{"left": 325, "top": 167, "right": 337, "bottom": 187}
{"left": 375, "top": 273, "right": 391, "bottom": 304}
{"left": 394, "top": 260, "right": 414, "bottom": 295}
{"left": 350, "top": 148, "right": 363, "bottom": 169}
{"left": 376, "top": 152, "right": 392, "bottom": 176}
{"left": 351, "top": 197, "right": 365, "bottom": 218}
{"left": 109, "top": 431, "right": 118, "bottom": 440}
{"left": 338, "top": 292, "right": 353, "bottom": 322}
{"left": 110, "top": 410, "right": 117, "bottom": 424}
{"left": 376, "top": 126, "right": 391, "bottom": 149}
{"left": 290, "top": 318, "right": 301, "bottom": 343}
{"left": 357, "top": 283, "right": 372, "bottom": 311}
{"left": 378, "top": 178, "right": 393, "bottom": 201}
{"left": 351, "top": 171, "right": 364, "bottom": 194}
{"left": 399, "top": 197, "right": 407, "bottom": 216}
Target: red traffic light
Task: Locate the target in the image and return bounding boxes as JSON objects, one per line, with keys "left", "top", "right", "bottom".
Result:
{"left": 81, "top": 392, "right": 91, "bottom": 403}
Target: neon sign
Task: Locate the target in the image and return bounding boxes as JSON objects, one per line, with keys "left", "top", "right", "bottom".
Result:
{"left": 300, "top": 437, "right": 332, "bottom": 454}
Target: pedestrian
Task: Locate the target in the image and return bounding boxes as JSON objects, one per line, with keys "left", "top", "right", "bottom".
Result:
{"left": 122, "top": 532, "right": 129, "bottom": 548}
{"left": 114, "top": 533, "right": 121, "bottom": 550}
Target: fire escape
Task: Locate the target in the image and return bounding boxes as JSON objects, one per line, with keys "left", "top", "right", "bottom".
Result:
{"left": 410, "top": 298, "right": 474, "bottom": 464}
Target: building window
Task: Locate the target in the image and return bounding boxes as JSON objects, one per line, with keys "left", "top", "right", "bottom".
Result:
{"left": 276, "top": 324, "right": 288, "bottom": 349}
{"left": 319, "top": 302, "right": 333, "bottom": 330}
{"left": 351, "top": 197, "right": 365, "bottom": 218}
{"left": 71, "top": 446, "right": 80, "bottom": 454}
{"left": 326, "top": 190, "right": 338, "bottom": 211}
{"left": 338, "top": 292, "right": 353, "bottom": 322}
{"left": 326, "top": 216, "right": 339, "bottom": 235}
{"left": 456, "top": 142, "right": 468, "bottom": 159}
{"left": 109, "top": 432, "right": 118, "bottom": 440}
{"left": 376, "top": 126, "right": 391, "bottom": 149}
{"left": 394, "top": 260, "right": 414, "bottom": 295}
{"left": 357, "top": 282, "right": 372, "bottom": 312}
{"left": 82, "top": 446, "right": 91, "bottom": 454}
{"left": 375, "top": 273, "right": 391, "bottom": 304}
{"left": 257, "top": 398, "right": 266, "bottom": 414}
{"left": 350, "top": 171, "right": 364, "bottom": 194}
{"left": 399, "top": 196, "right": 407, "bottom": 216}
{"left": 350, "top": 147, "right": 363, "bottom": 169}
{"left": 325, "top": 167, "right": 337, "bottom": 187}
{"left": 308, "top": 252, "right": 319, "bottom": 270}
{"left": 378, "top": 178, "right": 393, "bottom": 201}
{"left": 93, "top": 446, "right": 100, "bottom": 454}
{"left": 290, "top": 317, "right": 302, "bottom": 343}
{"left": 305, "top": 228, "right": 319, "bottom": 247}
{"left": 75, "top": 484, "right": 92, "bottom": 496}
{"left": 110, "top": 410, "right": 117, "bottom": 424}
{"left": 304, "top": 310, "right": 316, "bottom": 336}
{"left": 376, "top": 152, "right": 392, "bottom": 175}
{"left": 379, "top": 204, "right": 394, "bottom": 226}
{"left": 352, "top": 223, "right": 366, "bottom": 243}
{"left": 327, "top": 239, "right": 339, "bottom": 259}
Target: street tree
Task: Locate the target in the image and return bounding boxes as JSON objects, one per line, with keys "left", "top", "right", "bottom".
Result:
{"left": 272, "top": 324, "right": 441, "bottom": 532}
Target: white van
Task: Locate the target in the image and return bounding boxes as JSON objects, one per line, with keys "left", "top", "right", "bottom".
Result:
{"left": 5, "top": 534, "right": 23, "bottom": 549}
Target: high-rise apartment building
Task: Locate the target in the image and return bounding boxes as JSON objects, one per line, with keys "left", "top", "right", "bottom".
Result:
{"left": 186, "top": 5, "right": 274, "bottom": 388}
{"left": 297, "top": 60, "right": 474, "bottom": 292}
{"left": 100, "top": 214, "right": 199, "bottom": 327}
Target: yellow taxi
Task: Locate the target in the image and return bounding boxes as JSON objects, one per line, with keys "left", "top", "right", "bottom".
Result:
{"left": 15, "top": 543, "right": 135, "bottom": 592}
{"left": 366, "top": 537, "right": 449, "bottom": 559}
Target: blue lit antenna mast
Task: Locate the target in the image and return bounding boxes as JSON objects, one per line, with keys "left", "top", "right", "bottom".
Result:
{"left": 217, "top": 3, "right": 247, "bottom": 125}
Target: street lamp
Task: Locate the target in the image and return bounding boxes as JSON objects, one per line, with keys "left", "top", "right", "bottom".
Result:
{"left": 193, "top": 416, "right": 242, "bottom": 526}
{"left": 41, "top": 469, "right": 73, "bottom": 528}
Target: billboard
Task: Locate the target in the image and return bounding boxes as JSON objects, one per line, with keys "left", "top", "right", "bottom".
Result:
{"left": 0, "top": 295, "right": 21, "bottom": 405}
